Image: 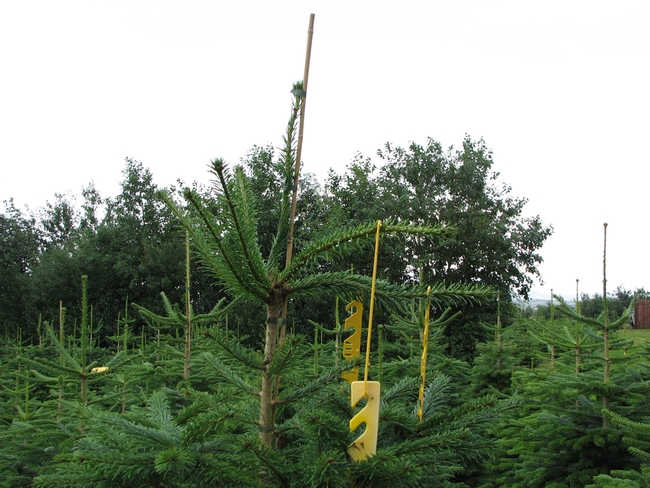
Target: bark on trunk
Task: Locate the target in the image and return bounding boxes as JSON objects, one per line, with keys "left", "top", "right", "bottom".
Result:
{"left": 602, "top": 223, "right": 610, "bottom": 428}
{"left": 184, "top": 230, "right": 191, "bottom": 380}
{"left": 260, "top": 300, "right": 281, "bottom": 447}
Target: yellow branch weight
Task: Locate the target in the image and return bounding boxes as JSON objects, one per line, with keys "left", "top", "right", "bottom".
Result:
{"left": 348, "top": 380, "right": 381, "bottom": 462}
{"left": 342, "top": 300, "right": 363, "bottom": 384}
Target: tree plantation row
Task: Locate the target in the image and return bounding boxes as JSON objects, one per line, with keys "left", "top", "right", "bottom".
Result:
{"left": 2, "top": 87, "right": 649, "bottom": 486}
{"left": 1, "top": 259, "right": 649, "bottom": 486}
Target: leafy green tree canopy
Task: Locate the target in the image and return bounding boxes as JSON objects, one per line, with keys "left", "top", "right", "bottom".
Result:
{"left": 326, "top": 136, "right": 552, "bottom": 300}
{"left": 0, "top": 199, "right": 42, "bottom": 333}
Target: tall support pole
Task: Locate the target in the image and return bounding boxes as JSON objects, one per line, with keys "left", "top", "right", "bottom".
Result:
{"left": 275, "top": 13, "right": 315, "bottom": 404}
{"left": 280, "top": 14, "right": 315, "bottom": 337}
{"left": 285, "top": 13, "right": 314, "bottom": 268}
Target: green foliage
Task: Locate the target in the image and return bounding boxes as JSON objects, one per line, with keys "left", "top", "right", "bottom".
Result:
{"left": 0, "top": 199, "right": 41, "bottom": 336}
{"left": 34, "top": 390, "right": 254, "bottom": 487}
{"left": 0, "top": 210, "right": 647, "bottom": 488}
{"left": 323, "top": 138, "right": 552, "bottom": 360}
{"left": 472, "top": 318, "right": 520, "bottom": 396}
{"left": 6, "top": 67, "right": 641, "bottom": 488}
{"left": 481, "top": 227, "right": 650, "bottom": 487}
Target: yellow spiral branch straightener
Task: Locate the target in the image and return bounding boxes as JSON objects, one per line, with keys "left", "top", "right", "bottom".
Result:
{"left": 342, "top": 300, "right": 363, "bottom": 384}
{"left": 348, "top": 220, "right": 382, "bottom": 462}
{"left": 417, "top": 286, "right": 432, "bottom": 423}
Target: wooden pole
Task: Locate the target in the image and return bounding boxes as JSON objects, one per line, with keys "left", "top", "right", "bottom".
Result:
{"left": 280, "top": 14, "right": 315, "bottom": 335}
{"left": 274, "top": 14, "right": 315, "bottom": 403}
{"left": 284, "top": 13, "right": 315, "bottom": 270}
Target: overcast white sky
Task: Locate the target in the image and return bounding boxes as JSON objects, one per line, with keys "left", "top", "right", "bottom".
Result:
{"left": 1, "top": 1, "right": 648, "bottom": 300}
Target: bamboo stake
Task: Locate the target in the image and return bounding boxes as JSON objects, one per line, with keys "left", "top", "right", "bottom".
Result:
{"left": 284, "top": 13, "right": 315, "bottom": 272}
{"left": 279, "top": 14, "right": 315, "bottom": 337}
{"left": 275, "top": 13, "right": 315, "bottom": 403}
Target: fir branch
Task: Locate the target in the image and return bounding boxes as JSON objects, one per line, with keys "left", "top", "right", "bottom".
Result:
{"left": 159, "top": 189, "right": 243, "bottom": 286}
{"left": 414, "top": 374, "right": 453, "bottom": 421}
{"left": 99, "top": 412, "right": 180, "bottom": 450}
{"left": 431, "top": 308, "right": 463, "bottom": 328}
{"left": 281, "top": 221, "right": 455, "bottom": 284}
{"left": 26, "top": 358, "right": 82, "bottom": 378}
{"left": 27, "top": 368, "right": 63, "bottom": 383}
{"left": 288, "top": 272, "right": 492, "bottom": 312}
{"left": 267, "top": 334, "right": 306, "bottom": 376}
{"left": 267, "top": 85, "right": 301, "bottom": 271}
{"left": 379, "top": 403, "right": 420, "bottom": 437}
{"left": 204, "top": 330, "right": 264, "bottom": 371}
{"left": 381, "top": 377, "right": 419, "bottom": 405}
{"left": 277, "top": 365, "right": 349, "bottom": 406}
{"left": 177, "top": 388, "right": 241, "bottom": 438}
{"left": 201, "top": 353, "right": 259, "bottom": 396}
{"left": 308, "top": 319, "right": 340, "bottom": 335}
{"left": 209, "top": 162, "right": 271, "bottom": 286}
{"left": 42, "top": 324, "right": 82, "bottom": 371}
{"left": 133, "top": 299, "right": 182, "bottom": 327}
{"left": 348, "top": 448, "right": 426, "bottom": 487}
{"left": 305, "top": 450, "right": 349, "bottom": 488}
{"left": 147, "top": 391, "right": 174, "bottom": 429}
{"left": 242, "top": 439, "right": 292, "bottom": 487}
{"left": 158, "top": 189, "right": 267, "bottom": 301}
{"left": 184, "top": 187, "right": 270, "bottom": 299}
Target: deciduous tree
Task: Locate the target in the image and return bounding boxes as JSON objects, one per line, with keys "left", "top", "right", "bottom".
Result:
{"left": 0, "top": 200, "right": 41, "bottom": 335}
{"left": 324, "top": 137, "right": 552, "bottom": 359}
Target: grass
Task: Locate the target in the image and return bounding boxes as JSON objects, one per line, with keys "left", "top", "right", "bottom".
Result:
{"left": 625, "top": 327, "right": 650, "bottom": 346}
{"left": 610, "top": 327, "right": 650, "bottom": 359}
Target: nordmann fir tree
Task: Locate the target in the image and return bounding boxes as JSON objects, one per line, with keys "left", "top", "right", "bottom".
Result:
{"left": 133, "top": 229, "right": 235, "bottom": 381}
{"left": 488, "top": 224, "right": 650, "bottom": 486}
{"left": 157, "top": 83, "right": 493, "bottom": 452}
{"left": 589, "top": 409, "right": 650, "bottom": 487}
{"left": 26, "top": 275, "right": 126, "bottom": 407}
{"left": 0, "top": 275, "right": 129, "bottom": 485}
{"left": 471, "top": 294, "right": 520, "bottom": 396}
{"left": 554, "top": 224, "right": 639, "bottom": 429}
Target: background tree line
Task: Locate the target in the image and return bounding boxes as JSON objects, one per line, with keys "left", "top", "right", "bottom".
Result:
{"left": 1, "top": 137, "right": 552, "bottom": 361}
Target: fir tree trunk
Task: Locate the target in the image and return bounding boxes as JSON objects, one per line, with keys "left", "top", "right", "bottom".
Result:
{"left": 603, "top": 325, "right": 610, "bottom": 426}
{"left": 550, "top": 343, "right": 555, "bottom": 371}
{"left": 496, "top": 319, "right": 502, "bottom": 371}
{"left": 81, "top": 374, "right": 87, "bottom": 404}
{"left": 602, "top": 223, "right": 610, "bottom": 427}
{"left": 81, "top": 275, "right": 89, "bottom": 404}
{"left": 184, "top": 320, "right": 191, "bottom": 380}
{"left": 260, "top": 299, "right": 282, "bottom": 448}
{"left": 184, "top": 230, "right": 191, "bottom": 380}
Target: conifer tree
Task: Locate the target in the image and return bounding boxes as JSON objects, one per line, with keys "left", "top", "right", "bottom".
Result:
{"left": 471, "top": 295, "right": 519, "bottom": 396}
{"left": 585, "top": 409, "right": 650, "bottom": 487}
{"left": 157, "top": 83, "right": 493, "bottom": 451}
{"left": 33, "top": 390, "right": 254, "bottom": 487}
{"left": 488, "top": 224, "right": 650, "bottom": 486}
{"left": 26, "top": 276, "right": 126, "bottom": 406}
